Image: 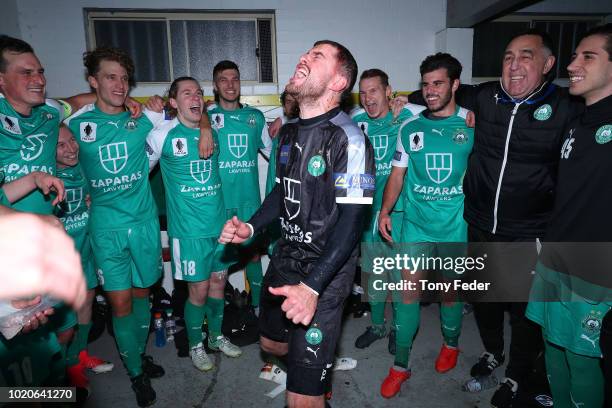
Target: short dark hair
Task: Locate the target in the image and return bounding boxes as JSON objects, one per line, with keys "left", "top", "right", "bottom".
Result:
{"left": 83, "top": 47, "right": 135, "bottom": 85}
{"left": 213, "top": 60, "right": 240, "bottom": 81}
{"left": 359, "top": 69, "right": 389, "bottom": 87}
{"left": 0, "top": 35, "right": 34, "bottom": 72}
{"left": 419, "top": 52, "right": 462, "bottom": 81}
{"left": 581, "top": 23, "right": 612, "bottom": 61}
{"left": 165, "top": 76, "right": 201, "bottom": 119}
{"left": 313, "top": 40, "right": 358, "bottom": 101}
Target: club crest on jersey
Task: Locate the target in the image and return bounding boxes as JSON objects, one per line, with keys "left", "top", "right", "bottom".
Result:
{"left": 64, "top": 187, "right": 83, "bottom": 214}
{"left": 172, "top": 138, "right": 188, "bottom": 156}
{"left": 305, "top": 327, "right": 323, "bottom": 346}
{"left": 190, "top": 160, "right": 212, "bottom": 184}
{"left": 283, "top": 177, "right": 301, "bottom": 220}
{"left": 124, "top": 119, "right": 137, "bottom": 130}
{"left": 371, "top": 134, "right": 388, "bottom": 160}
{"left": 357, "top": 122, "right": 368, "bottom": 135}
{"left": 212, "top": 113, "right": 224, "bottom": 130}
{"left": 80, "top": 122, "right": 97, "bottom": 142}
{"left": 452, "top": 129, "right": 469, "bottom": 145}
{"left": 409, "top": 132, "right": 424, "bottom": 151}
{"left": 228, "top": 133, "right": 248, "bottom": 159}
{"left": 425, "top": 153, "right": 452, "bottom": 184}
{"left": 307, "top": 155, "right": 326, "bottom": 177}
{"left": 20, "top": 133, "right": 47, "bottom": 162}
{"left": 99, "top": 142, "right": 128, "bottom": 174}
{"left": 533, "top": 104, "right": 552, "bottom": 121}
{"left": 0, "top": 114, "right": 21, "bottom": 134}
{"left": 248, "top": 114, "right": 256, "bottom": 127}
{"left": 595, "top": 124, "right": 612, "bottom": 144}
{"left": 582, "top": 311, "right": 602, "bottom": 333}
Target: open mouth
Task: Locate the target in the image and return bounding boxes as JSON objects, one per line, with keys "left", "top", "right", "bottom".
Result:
{"left": 189, "top": 104, "right": 201, "bottom": 114}
{"left": 510, "top": 75, "right": 525, "bottom": 82}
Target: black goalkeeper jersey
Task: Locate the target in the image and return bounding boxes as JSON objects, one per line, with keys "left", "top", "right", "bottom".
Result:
{"left": 270, "top": 107, "right": 375, "bottom": 282}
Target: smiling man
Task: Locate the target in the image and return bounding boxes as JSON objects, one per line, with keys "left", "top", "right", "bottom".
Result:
{"left": 219, "top": 40, "right": 374, "bottom": 408}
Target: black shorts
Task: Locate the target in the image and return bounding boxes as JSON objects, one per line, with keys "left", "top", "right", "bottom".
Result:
{"left": 259, "top": 256, "right": 356, "bottom": 396}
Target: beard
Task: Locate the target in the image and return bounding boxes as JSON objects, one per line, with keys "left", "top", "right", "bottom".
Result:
{"left": 286, "top": 75, "right": 328, "bottom": 104}
{"left": 427, "top": 89, "right": 453, "bottom": 113}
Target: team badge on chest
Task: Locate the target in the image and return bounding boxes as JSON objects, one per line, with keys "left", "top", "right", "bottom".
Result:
{"left": 1, "top": 114, "right": 21, "bottom": 134}
{"left": 212, "top": 113, "right": 224, "bottom": 130}
{"left": 533, "top": 104, "right": 552, "bottom": 121}
{"left": 80, "top": 122, "right": 97, "bottom": 142}
{"left": 172, "top": 138, "right": 188, "bottom": 156}
{"left": 409, "top": 132, "right": 424, "bottom": 151}
{"left": 595, "top": 124, "right": 612, "bottom": 144}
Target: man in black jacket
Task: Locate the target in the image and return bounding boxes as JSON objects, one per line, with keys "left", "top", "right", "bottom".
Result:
{"left": 405, "top": 29, "right": 581, "bottom": 407}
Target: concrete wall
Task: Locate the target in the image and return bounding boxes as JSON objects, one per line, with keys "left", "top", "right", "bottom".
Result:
{"left": 0, "top": 0, "right": 22, "bottom": 38}
{"left": 6, "top": 0, "right": 448, "bottom": 98}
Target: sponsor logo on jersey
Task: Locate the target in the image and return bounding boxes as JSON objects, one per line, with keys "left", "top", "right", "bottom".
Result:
{"left": 0, "top": 114, "right": 21, "bottom": 134}
{"left": 595, "top": 124, "right": 612, "bottom": 144}
{"left": 228, "top": 134, "right": 248, "bottom": 159}
{"left": 357, "top": 121, "right": 369, "bottom": 135}
{"left": 80, "top": 122, "right": 97, "bottom": 142}
{"left": 283, "top": 177, "right": 301, "bottom": 220}
{"left": 371, "top": 134, "right": 388, "bottom": 160}
{"left": 533, "top": 104, "right": 552, "bottom": 121}
{"left": 172, "top": 137, "right": 188, "bottom": 156}
{"left": 99, "top": 142, "right": 128, "bottom": 174}
{"left": 190, "top": 160, "right": 212, "bottom": 184}
{"left": 64, "top": 187, "right": 83, "bottom": 214}
{"left": 211, "top": 113, "right": 224, "bottom": 130}
{"left": 452, "top": 129, "right": 469, "bottom": 145}
{"left": 307, "top": 155, "right": 326, "bottom": 177}
{"left": 333, "top": 173, "right": 375, "bottom": 190}
{"left": 20, "top": 134, "right": 47, "bottom": 162}
{"left": 279, "top": 144, "right": 290, "bottom": 164}
{"left": 248, "top": 114, "right": 256, "bottom": 127}
{"left": 534, "top": 395, "right": 553, "bottom": 407}
{"left": 425, "top": 153, "right": 452, "bottom": 184}
{"left": 305, "top": 327, "right": 323, "bottom": 345}
{"left": 409, "top": 132, "right": 424, "bottom": 151}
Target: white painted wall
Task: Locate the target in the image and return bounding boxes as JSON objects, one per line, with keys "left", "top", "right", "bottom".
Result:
{"left": 7, "top": 0, "right": 448, "bottom": 98}
{"left": 0, "top": 0, "right": 21, "bottom": 38}
{"left": 435, "top": 28, "right": 474, "bottom": 84}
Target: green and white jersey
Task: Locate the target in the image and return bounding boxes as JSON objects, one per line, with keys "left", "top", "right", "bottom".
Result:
{"left": 0, "top": 93, "right": 67, "bottom": 214}
{"left": 208, "top": 103, "right": 272, "bottom": 209}
{"left": 55, "top": 164, "right": 90, "bottom": 254}
{"left": 65, "top": 105, "right": 164, "bottom": 231}
{"left": 393, "top": 106, "right": 474, "bottom": 242}
{"left": 147, "top": 118, "right": 225, "bottom": 239}
{"left": 351, "top": 103, "right": 424, "bottom": 211}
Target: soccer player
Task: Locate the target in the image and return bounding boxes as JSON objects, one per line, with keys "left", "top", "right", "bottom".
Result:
{"left": 65, "top": 47, "right": 165, "bottom": 407}
{"left": 220, "top": 39, "right": 374, "bottom": 408}
{"left": 351, "top": 69, "right": 423, "bottom": 353}
{"left": 377, "top": 53, "right": 473, "bottom": 398}
{"left": 54, "top": 125, "right": 114, "bottom": 394}
{"left": 208, "top": 60, "right": 272, "bottom": 315}
{"left": 146, "top": 76, "right": 241, "bottom": 371}
{"left": 526, "top": 23, "right": 612, "bottom": 408}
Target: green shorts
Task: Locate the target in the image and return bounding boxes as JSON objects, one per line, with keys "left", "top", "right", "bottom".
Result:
{"left": 0, "top": 328, "right": 61, "bottom": 386}
{"left": 170, "top": 237, "right": 229, "bottom": 281}
{"left": 91, "top": 218, "right": 162, "bottom": 291}
{"left": 49, "top": 303, "right": 77, "bottom": 333}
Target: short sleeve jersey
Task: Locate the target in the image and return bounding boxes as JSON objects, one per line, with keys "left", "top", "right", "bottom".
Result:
{"left": 146, "top": 118, "right": 224, "bottom": 239}
{"left": 393, "top": 106, "right": 474, "bottom": 242}
{"left": 271, "top": 108, "right": 375, "bottom": 275}
{"left": 0, "top": 94, "right": 66, "bottom": 214}
{"left": 65, "top": 105, "right": 163, "bottom": 231}
{"left": 55, "top": 164, "right": 90, "bottom": 255}
{"left": 208, "top": 104, "right": 271, "bottom": 209}
{"left": 351, "top": 103, "right": 424, "bottom": 211}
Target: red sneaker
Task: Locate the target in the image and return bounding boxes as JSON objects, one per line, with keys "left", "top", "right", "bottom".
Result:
{"left": 435, "top": 344, "right": 459, "bottom": 373}
{"left": 67, "top": 363, "right": 90, "bottom": 389}
{"left": 380, "top": 367, "right": 411, "bottom": 398}
{"left": 79, "top": 350, "right": 114, "bottom": 374}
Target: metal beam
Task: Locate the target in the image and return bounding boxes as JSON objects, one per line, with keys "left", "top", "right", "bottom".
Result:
{"left": 447, "top": 0, "right": 540, "bottom": 27}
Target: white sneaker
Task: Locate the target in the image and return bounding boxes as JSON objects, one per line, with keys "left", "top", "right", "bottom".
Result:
{"left": 260, "top": 363, "right": 287, "bottom": 384}
{"left": 208, "top": 335, "right": 242, "bottom": 358}
{"left": 190, "top": 343, "right": 214, "bottom": 371}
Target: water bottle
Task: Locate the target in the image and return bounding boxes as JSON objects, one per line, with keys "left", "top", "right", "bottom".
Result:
{"left": 462, "top": 374, "right": 499, "bottom": 393}
{"left": 154, "top": 312, "right": 166, "bottom": 347}
{"left": 165, "top": 310, "right": 176, "bottom": 342}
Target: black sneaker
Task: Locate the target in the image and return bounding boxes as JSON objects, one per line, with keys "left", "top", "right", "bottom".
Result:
{"left": 388, "top": 327, "right": 396, "bottom": 355}
{"left": 141, "top": 354, "right": 165, "bottom": 378}
{"left": 470, "top": 351, "right": 504, "bottom": 377}
{"left": 491, "top": 377, "right": 518, "bottom": 408}
{"left": 355, "top": 326, "right": 386, "bottom": 349}
{"left": 131, "top": 374, "right": 156, "bottom": 407}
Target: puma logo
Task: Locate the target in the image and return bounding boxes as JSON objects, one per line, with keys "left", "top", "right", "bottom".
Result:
{"left": 306, "top": 346, "right": 319, "bottom": 358}
{"left": 295, "top": 142, "right": 303, "bottom": 154}
{"left": 580, "top": 334, "right": 597, "bottom": 349}
{"left": 432, "top": 129, "right": 444, "bottom": 136}
{"left": 107, "top": 120, "right": 120, "bottom": 129}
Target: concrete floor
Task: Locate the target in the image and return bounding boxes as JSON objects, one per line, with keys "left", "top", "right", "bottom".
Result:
{"left": 85, "top": 304, "right": 508, "bottom": 408}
